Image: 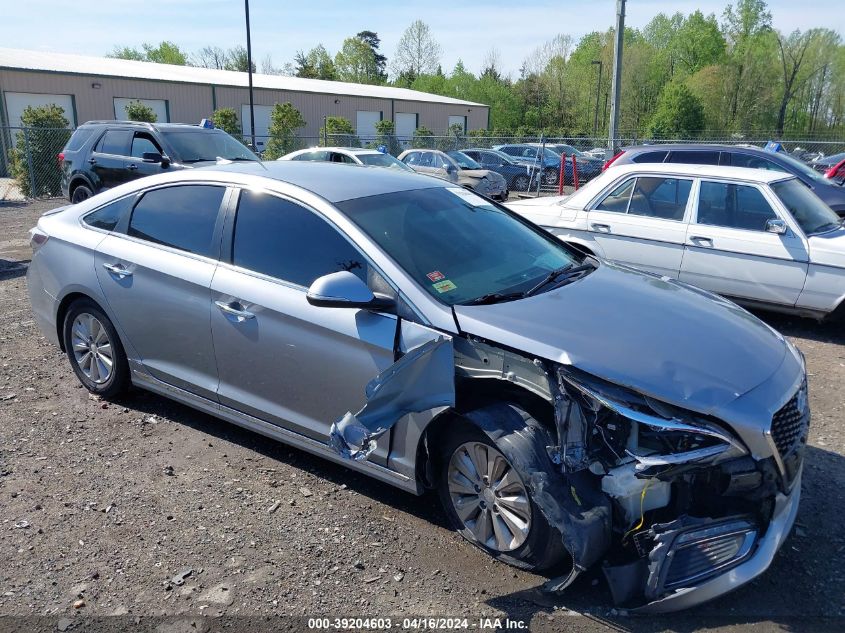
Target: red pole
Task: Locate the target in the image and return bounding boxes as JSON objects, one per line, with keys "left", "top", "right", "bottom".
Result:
{"left": 572, "top": 154, "right": 579, "bottom": 191}
{"left": 558, "top": 154, "right": 566, "bottom": 195}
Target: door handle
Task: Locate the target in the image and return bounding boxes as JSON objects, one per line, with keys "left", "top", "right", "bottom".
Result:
{"left": 215, "top": 300, "right": 255, "bottom": 320}
{"left": 127, "top": 163, "right": 138, "bottom": 170}
{"left": 102, "top": 262, "right": 132, "bottom": 278}
{"left": 689, "top": 235, "right": 714, "bottom": 247}
{"left": 591, "top": 223, "right": 611, "bottom": 233}
{"left": 88, "top": 158, "right": 97, "bottom": 165}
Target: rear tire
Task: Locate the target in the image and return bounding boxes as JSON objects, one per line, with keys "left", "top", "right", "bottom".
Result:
{"left": 436, "top": 406, "right": 568, "bottom": 572}
{"left": 70, "top": 184, "right": 93, "bottom": 204}
{"left": 63, "top": 299, "right": 129, "bottom": 399}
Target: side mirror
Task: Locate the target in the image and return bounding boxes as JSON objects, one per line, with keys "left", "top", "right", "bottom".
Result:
{"left": 445, "top": 164, "right": 457, "bottom": 174}
{"left": 765, "top": 218, "right": 788, "bottom": 235}
{"left": 142, "top": 151, "right": 162, "bottom": 163}
{"left": 306, "top": 271, "right": 394, "bottom": 311}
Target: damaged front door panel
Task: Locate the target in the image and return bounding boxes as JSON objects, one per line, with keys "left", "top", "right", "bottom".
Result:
{"left": 330, "top": 336, "right": 455, "bottom": 461}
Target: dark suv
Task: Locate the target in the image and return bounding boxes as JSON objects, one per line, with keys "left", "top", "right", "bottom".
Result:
{"left": 606, "top": 143, "right": 845, "bottom": 215}
{"left": 59, "top": 121, "right": 260, "bottom": 203}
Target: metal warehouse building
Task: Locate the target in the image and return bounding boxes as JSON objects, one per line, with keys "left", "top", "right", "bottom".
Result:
{"left": 0, "top": 47, "right": 489, "bottom": 151}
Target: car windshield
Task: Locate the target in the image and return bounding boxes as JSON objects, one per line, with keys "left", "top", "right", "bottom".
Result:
{"left": 357, "top": 153, "right": 413, "bottom": 170}
{"left": 337, "top": 187, "right": 580, "bottom": 306}
{"left": 771, "top": 178, "right": 842, "bottom": 235}
{"left": 774, "top": 152, "right": 828, "bottom": 184}
{"left": 160, "top": 129, "right": 258, "bottom": 163}
{"left": 447, "top": 151, "right": 482, "bottom": 170}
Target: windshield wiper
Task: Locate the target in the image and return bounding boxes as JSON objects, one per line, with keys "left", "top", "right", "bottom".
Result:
{"left": 524, "top": 262, "right": 596, "bottom": 297}
{"left": 461, "top": 291, "right": 526, "bottom": 306}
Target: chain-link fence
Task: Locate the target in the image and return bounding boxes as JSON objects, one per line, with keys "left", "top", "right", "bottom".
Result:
{"left": 2, "top": 124, "right": 844, "bottom": 202}
{"left": 0, "top": 126, "right": 71, "bottom": 202}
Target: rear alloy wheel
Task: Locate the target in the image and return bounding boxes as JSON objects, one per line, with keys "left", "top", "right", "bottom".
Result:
{"left": 71, "top": 184, "right": 93, "bottom": 204}
{"left": 63, "top": 299, "right": 129, "bottom": 399}
{"left": 447, "top": 440, "right": 531, "bottom": 552}
{"left": 513, "top": 174, "right": 530, "bottom": 191}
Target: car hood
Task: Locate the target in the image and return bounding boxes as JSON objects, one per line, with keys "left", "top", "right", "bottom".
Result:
{"left": 461, "top": 169, "right": 505, "bottom": 181}
{"left": 452, "top": 262, "right": 788, "bottom": 416}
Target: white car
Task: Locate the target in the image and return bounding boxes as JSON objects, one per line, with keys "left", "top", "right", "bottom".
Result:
{"left": 280, "top": 146, "right": 414, "bottom": 171}
{"left": 506, "top": 163, "right": 845, "bottom": 320}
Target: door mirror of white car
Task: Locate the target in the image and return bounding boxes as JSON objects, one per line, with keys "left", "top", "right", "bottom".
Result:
{"left": 306, "top": 271, "right": 394, "bottom": 311}
{"left": 765, "top": 219, "right": 788, "bottom": 235}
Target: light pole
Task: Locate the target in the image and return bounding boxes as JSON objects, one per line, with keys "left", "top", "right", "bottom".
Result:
{"left": 244, "top": 0, "right": 256, "bottom": 150}
{"left": 591, "top": 60, "right": 603, "bottom": 138}
{"left": 608, "top": 0, "right": 625, "bottom": 152}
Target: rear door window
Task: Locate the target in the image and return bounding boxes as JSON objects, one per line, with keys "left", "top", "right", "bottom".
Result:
{"left": 627, "top": 177, "right": 692, "bottom": 220}
{"left": 667, "top": 150, "right": 720, "bottom": 165}
{"left": 232, "top": 189, "right": 367, "bottom": 287}
{"left": 696, "top": 181, "right": 777, "bottom": 231}
{"left": 95, "top": 130, "right": 133, "bottom": 156}
{"left": 595, "top": 178, "right": 635, "bottom": 213}
{"left": 127, "top": 185, "right": 225, "bottom": 257}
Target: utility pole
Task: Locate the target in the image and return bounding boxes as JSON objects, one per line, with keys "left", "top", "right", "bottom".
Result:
{"left": 591, "top": 60, "right": 603, "bottom": 138}
{"left": 608, "top": 0, "right": 625, "bottom": 153}
{"left": 244, "top": 0, "right": 256, "bottom": 150}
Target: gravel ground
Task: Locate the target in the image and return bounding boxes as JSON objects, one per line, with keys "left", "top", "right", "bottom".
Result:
{"left": 0, "top": 199, "right": 843, "bottom": 632}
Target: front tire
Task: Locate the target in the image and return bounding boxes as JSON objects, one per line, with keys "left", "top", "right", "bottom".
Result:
{"left": 436, "top": 407, "right": 568, "bottom": 571}
{"left": 542, "top": 167, "right": 559, "bottom": 187}
{"left": 63, "top": 299, "right": 129, "bottom": 399}
{"left": 512, "top": 174, "right": 530, "bottom": 191}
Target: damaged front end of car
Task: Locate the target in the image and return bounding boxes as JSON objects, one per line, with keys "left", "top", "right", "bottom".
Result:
{"left": 535, "top": 361, "right": 808, "bottom": 611}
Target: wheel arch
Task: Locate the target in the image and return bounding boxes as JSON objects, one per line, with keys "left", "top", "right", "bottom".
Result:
{"left": 413, "top": 378, "right": 556, "bottom": 489}
{"left": 68, "top": 174, "right": 95, "bottom": 199}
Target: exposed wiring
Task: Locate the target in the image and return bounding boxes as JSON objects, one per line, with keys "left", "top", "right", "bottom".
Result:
{"left": 622, "top": 479, "right": 653, "bottom": 543}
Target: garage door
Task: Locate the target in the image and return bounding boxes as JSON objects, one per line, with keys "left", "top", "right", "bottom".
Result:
{"left": 114, "top": 98, "right": 168, "bottom": 123}
{"left": 356, "top": 111, "right": 382, "bottom": 142}
{"left": 448, "top": 115, "right": 467, "bottom": 133}
{"left": 241, "top": 104, "right": 273, "bottom": 151}
{"left": 4, "top": 92, "right": 75, "bottom": 127}
{"left": 395, "top": 113, "right": 417, "bottom": 142}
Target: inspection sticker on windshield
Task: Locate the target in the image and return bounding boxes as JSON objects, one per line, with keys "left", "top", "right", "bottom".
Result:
{"left": 432, "top": 279, "right": 457, "bottom": 293}
{"left": 427, "top": 270, "right": 445, "bottom": 282}
{"left": 446, "top": 187, "right": 489, "bottom": 207}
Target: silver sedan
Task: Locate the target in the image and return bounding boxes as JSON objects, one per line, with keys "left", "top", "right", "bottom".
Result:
{"left": 27, "top": 161, "right": 806, "bottom": 612}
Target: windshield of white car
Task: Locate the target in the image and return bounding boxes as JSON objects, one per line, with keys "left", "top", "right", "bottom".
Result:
{"left": 772, "top": 178, "right": 843, "bottom": 235}
{"left": 357, "top": 153, "right": 412, "bottom": 170}
{"left": 774, "top": 152, "right": 829, "bottom": 184}
{"left": 161, "top": 130, "right": 259, "bottom": 163}
{"left": 337, "top": 187, "right": 581, "bottom": 306}
{"left": 447, "top": 151, "right": 482, "bottom": 170}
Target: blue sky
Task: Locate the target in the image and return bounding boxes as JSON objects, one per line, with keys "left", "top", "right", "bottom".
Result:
{"left": 5, "top": 1, "right": 843, "bottom": 77}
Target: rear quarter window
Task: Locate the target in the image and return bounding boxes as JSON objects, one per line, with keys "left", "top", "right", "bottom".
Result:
{"left": 65, "top": 128, "right": 97, "bottom": 152}
{"left": 631, "top": 150, "right": 669, "bottom": 163}
{"left": 83, "top": 196, "right": 135, "bottom": 231}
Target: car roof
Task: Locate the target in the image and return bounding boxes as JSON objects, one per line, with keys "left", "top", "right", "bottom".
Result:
{"left": 79, "top": 121, "right": 207, "bottom": 131}
{"left": 623, "top": 143, "right": 771, "bottom": 154}
{"left": 120, "top": 160, "right": 442, "bottom": 203}
{"left": 606, "top": 161, "right": 795, "bottom": 184}
{"left": 289, "top": 146, "right": 384, "bottom": 156}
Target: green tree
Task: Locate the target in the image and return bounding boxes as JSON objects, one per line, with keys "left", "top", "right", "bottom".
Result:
{"left": 373, "top": 119, "right": 401, "bottom": 154}
{"left": 9, "top": 104, "right": 70, "bottom": 197}
{"left": 211, "top": 107, "right": 242, "bottom": 139}
{"left": 263, "top": 103, "right": 306, "bottom": 160}
{"left": 224, "top": 46, "right": 256, "bottom": 73}
{"left": 647, "top": 81, "right": 705, "bottom": 138}
{"left": 675, "top": 11, "right": 726, "bottom": 75}
{"left": 294, "top": 45, "right": 336, "bottom": 80}
{"left": 319, "top": 116, "right": 357, "bottom": 146}
{"left": 334, "top": 37, "right": 381, "bottom": 84}
{"left": 108, "top": 41, "right": 188, "bottom": 65}
{"left": 125, "top": 100, "right": 157, "bottom": 122}
{"left": 356, "top": 31, "right": 388, "bottom": 83}
{"left": 411, "top": 125, "right": 434, "bottom": 149}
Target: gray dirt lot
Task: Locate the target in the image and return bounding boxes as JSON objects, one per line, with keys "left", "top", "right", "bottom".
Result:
{"left": 0, "top": 199, "right": 843, "bottom": 632}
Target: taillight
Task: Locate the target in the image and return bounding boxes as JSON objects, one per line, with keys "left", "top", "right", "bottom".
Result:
{"left": 57, "top": 152, "right": 65, "bottom": 166}
{"left": 825, "top": 158, "right": 845, "bottom": 179}
{"left": 603, "top": 150, "right": 625, "bottom": 171}
{"left": 29, "top": 227, "right": 49, "bottom": 251}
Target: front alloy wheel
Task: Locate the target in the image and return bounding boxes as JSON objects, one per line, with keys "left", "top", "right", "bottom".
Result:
{"left": 543, "top": 167, "right": 559, "bottom": 186}
{"left": 447, "top": 441, "right": 531, "bottom": 552}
